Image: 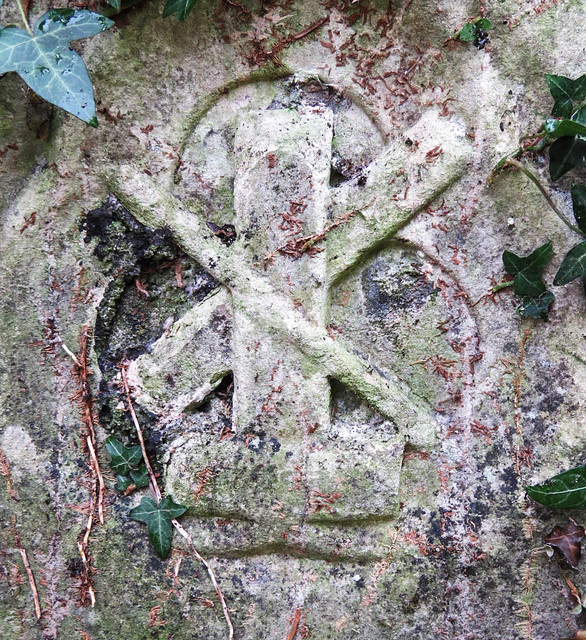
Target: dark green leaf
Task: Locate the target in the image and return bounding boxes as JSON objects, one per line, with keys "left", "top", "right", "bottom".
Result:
{"left": 162, "top": 0, "right": 199, "bottom": 21}
{"left": 503, "top": 243, "right": 553, "bottom": 317}
{"left": 553, "top": 241, "right": 586, "bottom": 285}
{"left": 116, "top": 475, "right": 132, "bottom": 491}
{"left": 572, "top": 105, "right": 586, "bottom": 126}
{"left": 105, "top": 436, "right": 143, "bottom": 476}
{"left": 571, "top": 183, "right": 586, "bottom": 233}
{"left": 503, "top": 251, "right": 526, "bottom": 275}
{"left": 0, "top": 10, "right": 113, "bottom": 125}
{"left": 503, "top": 242, "right": 552, "bottom": 276}
{"left": 549, "top": 136, "right": 586, "bottom": 181}
{"left": 514, "top": 270, "right": 546, "bottom": 297}
{"left": 517, "top": 290, "right": 554, "bottom": 319}
{"left": 545, "top": 117, "right": 586, "bottom": 138}
{"left": 477, "top": 18, "right": 493, "bottom": 31}
{"left": 129, "top": 465, "right": 149, "bottom": 489}
{"left": 108, "top": 0, "right": 122, "bottom": 9}
{"left": 129, "top": 496, "right": 187, "bottom": 558}
{"left": 526, "top": 466, "right": 586, "bottom": 509}
{"left": 546, "top": 74, "right": 586, "bottom": 118}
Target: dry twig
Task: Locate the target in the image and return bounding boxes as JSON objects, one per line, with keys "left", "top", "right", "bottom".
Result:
{"left": 11, "top": 524, "right": 43, "bottom": 620}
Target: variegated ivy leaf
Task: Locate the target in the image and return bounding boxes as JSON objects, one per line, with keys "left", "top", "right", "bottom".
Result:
{"left": 0, "top": 9, "right": 113, "bottom": 126}
{"left": 130, "top": 496, "right": 187, "bottom": 558}
{"left": 105, "top": 436, "right": 143, "bottom": 476}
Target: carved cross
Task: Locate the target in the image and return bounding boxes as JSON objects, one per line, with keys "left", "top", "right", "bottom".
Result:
{"left": 107, "top": 80, "right": 470, "bottom": 557}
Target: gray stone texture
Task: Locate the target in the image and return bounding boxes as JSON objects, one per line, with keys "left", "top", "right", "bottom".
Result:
{"left": 1, "top": 0, "right": 586, "bottom": 638}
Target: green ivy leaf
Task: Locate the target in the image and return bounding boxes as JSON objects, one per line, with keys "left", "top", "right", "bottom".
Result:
{"left": 544, "top": 117, "right": 586, "bottom": 138}
{"left": 108, "top": 0, "right": 122, "bottom": 9}
{"left": 503, "top": 242, "right": 552, "bottom": 276}
{"left": 503, "top": 243, "right": 552, "bottom": 317}
{"left": 514, "top": 270, "right": 546, "bottom": 297}
{"left": 517, "top": 290, "right": 554, "bottom": 319}
{"left": 116, "top": 475, "right": 132, "bottom": 491}
{"left": 0, "top": 9, "right": 113, "bottom": 126}
{"left": 549, "top": 136, "right": 586, "bottom": 181}
{"left": 527, "top": 466, "right": 586, "bottom": 509}
{"left": 553, "top": 241, "right": 586, "bottom": 286}
{"left": 457, "top": 22, "right": 475, "bottom": 41}
{"left": 572, "top": 105, "right": 586, "bottom": 126}
{"left": 129, "top": 496, "right": 187, "bottom": 558}
{"left": 129, "top": 464, "right": 149, "bottom": 489}
{"left": 105, "top": 436, "right": 143, "bottom": 476}
{"left": 546, "top": 74, "right": 586, "bottom": 118}
{"left": 454, "top": 17, "right": 492, "bottom": 47}
{"left": 571, "top": 184, "right": 586, "bottom": 233}
{"left": 162, "top": 0, "right": 199, "bottom": 22}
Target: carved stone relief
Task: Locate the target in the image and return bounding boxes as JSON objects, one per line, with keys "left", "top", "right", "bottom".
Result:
{"left": 98, "top": 76, "right": 472, "bottom": 563}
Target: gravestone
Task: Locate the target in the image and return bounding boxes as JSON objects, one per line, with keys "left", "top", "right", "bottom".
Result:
{"left": 2, "top": 1, "right": 586, "bottom": 639}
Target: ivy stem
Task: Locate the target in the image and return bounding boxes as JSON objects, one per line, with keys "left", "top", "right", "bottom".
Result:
{"left": 15, "top": 0, "right": 33, "bottom": 36}
{"left": 504, "top": 158, "right": 586, "bottom": 238}
{"left": 492, "top": 280, "right": 514, "bottom": 293}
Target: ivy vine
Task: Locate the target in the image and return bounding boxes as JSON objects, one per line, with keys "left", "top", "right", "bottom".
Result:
{"left": 490, "top": 74, "right": 586, "bottom": 321}
{"left": 105, "top": 435, "right": 187, "bottom": 558}
{"left": 489, "top": 74, "right": 586, "bottom": 511}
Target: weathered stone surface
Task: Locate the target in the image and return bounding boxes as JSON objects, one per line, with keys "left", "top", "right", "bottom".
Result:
{"left": 2, "top": 1, "right": 586, "bottom": 639}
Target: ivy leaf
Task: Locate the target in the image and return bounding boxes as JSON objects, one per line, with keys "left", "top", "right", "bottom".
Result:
{"left": 571, "top": 184, "right": 586, "bottom": 233}
{"left": 544, "top": 519, "right": 586, "bottom": 567}
{"left": 162, "top": 0, "right": 199, "bottom": 22}
{"left": 457, "top": 22, "right": 476, "bottom": 41}
{"left": 572, "top": 105, "right": 586, "bottom": 126}
{"left": 129, "top": 496, "right": 187, "bottom": 558}
{"left": 0, "top": 9, "right": 113, "bottom": 126}
{"left": 526, "top": 466, "right": 586, "bottom": 509}
{"left": 503, "top": 242, "right": 551, "bottom": 297}
{"left": 108, "top": 0, "right": 122, "bottom": 9}
{"left": 116, "top": 475, "right": 132, "bottom": 491}
{"left": 105, "top": 436, "right": 143, "bottom": 476}
{"left": 503, "top": 243, "right": 553, "bottom": 318}
{"left": 514, "top": 269, "right": 546, "bottom": 297}
{"left": 129, "top": 464, "right": 149, "bottom": 489}
{"left": 549, "top": 136, "right": 586, "bottom": 181}
{"left": 503, "top": 242, "right": 552, "bottom": 276}
{"left": 553, "top": 241, "right": 586, "bottom": 286}
{"left": 455, "top": 17, "right": 492, "bottom": 48}
{"left": 544, "top": 117, "right": 586, "bottom": 139}
{"left": 546, "top": 74, "right": 586, "bottom": 118}
{"left": 517, "top": 290, "right": 554, "bottom": 319}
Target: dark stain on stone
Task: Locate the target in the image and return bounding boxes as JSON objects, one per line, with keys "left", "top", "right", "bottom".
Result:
{"left": 500, "top": 466, "right": 519, "bottom": 493}
{"left": 86, "top": 196, "right": 220, "bottom": 454}
{"left": 269, "top": 437, "right": 281, "bottom": 454}
{"left": 362, "top": 257, "right": 435, "bottom": 321}
{"left": 522, "top": 361, "right": 572, "bottom": 437}
{"left": 247, "top": 438, "right": 265, "bottom": 454}
{"left": 67, "top": 557, "right": 84, "bottom": 577}
{"left": 83, "top": 195, "right": 175, "bottom": 274}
